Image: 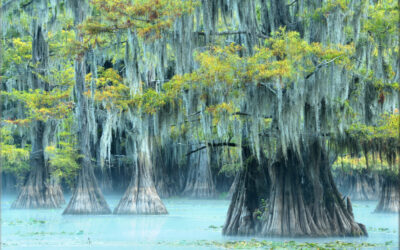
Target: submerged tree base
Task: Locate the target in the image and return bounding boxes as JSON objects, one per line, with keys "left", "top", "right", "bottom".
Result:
{"left": 375, "top": 174, "right": 399, "bottom": 213}
{"left": 113, "top": 185, "right": 168, "bottom": 214}
{"left": 113, "top": 145, "right": 168, "bottom": 214}
{"left": 63, "top": 162, "right": 111, "bottom": 215}
{"left": 11, "top": 183, "right": 64, "bottom": 209}
{"left": 11, "top": 163, "right": 64, "bottom": 209}
{"left": 334, "top": 169, "right": 380, "bottom": 201}
{"left": 224, "top": 142, "right": 367, "bottom": 237}
{"left": 223, "top": 144, "right": 270, "bottom": 236}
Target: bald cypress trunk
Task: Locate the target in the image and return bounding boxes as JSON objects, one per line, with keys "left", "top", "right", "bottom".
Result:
{"left": 260, "top": 142, "right": 366, "bottom": 237}
{"left": 375, "top": 173, "right": 399, "bottom": 213}
{"left": 224, "top": 141, "right": 367, "bottom": 237}
{"left": 63, "top": 0, "right": 111, "bottom": 215}
{"left": 227, "top": 172, "right": 239, "bottom": 199}
{"left": 153, "top": 144, "right": 181, "bottom": 198}
{"left": 223, "top": 144, "right": 270, "bottom": 235}
{"left": 336, "top": 169, "right": 380, "bottom": 201}
{"left": 114, "top": 136, "right": 167, "bottom": 214}
{"left": 182, "top": 146, "right": 216, "bottom": 198}
{"left": 12, "top": 22, "right": 64, "bottom": 209}
{"left": 63, "top": 53, "right": 111, "bottom": 214}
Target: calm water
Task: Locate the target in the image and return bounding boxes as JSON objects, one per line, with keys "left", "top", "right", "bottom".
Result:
{"left": 1, "top": 194, "right": 398, "bottom": 249}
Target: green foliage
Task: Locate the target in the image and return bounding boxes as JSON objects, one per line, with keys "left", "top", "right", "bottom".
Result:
{"left": 1, "top": 36, "right": 32, "bottom": 79}
{"left": 165, "top": 28, "right": 353, "bottom": 98}
{"left": 156, "top": 29, "right": 354, "bottom": 141}
{"left": 363, "top": 0, "right": 399, "bottom": 41}
{"left": 347, "top": 113, "right": 399, "bottom": 141}
{"left": 254, "top": 198, "right": 268, "bottom": 221}
{"left": 302, "top": 0, "right": 351, "bottom": 21}
{"left": 48, "top": 21, "right": 76, "bottom": 59}
{"left": 87, "top": 67, "right": 131, "bottom": 111}
{"left": 6, "top": 37, "right": 32, "bottom": 65}
{"left": 46, "top": 117, "right": 81, "bottom": 187}
{"left": 332, "top": 155, "right": 395, "bottom": 172}
{"left": 1, "top": 88, "right": 73, "bottom": 123}
{"left": 345, "top": 113, "right": 399, "bottom": 171}
{"left": 83, "top": 0, "right": 198, "bottom": 39}
{"left": 0, "top": 126, "right": 30, "bottom": 181}
{"left": 159, "top": 238, "right": 389, "bottom": 249}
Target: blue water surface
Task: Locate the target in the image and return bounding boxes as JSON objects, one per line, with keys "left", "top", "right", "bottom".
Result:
{"left": 1, "top": 194, "right": 398, "bottom": 249}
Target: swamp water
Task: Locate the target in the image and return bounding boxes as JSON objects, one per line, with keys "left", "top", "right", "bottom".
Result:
{"left": 1, "top": 194, "right": 398, "bottom": 249}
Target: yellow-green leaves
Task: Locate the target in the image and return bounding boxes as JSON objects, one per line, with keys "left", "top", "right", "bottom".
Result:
{"left": 9, "top": 38, "right": 32, "bottom": 64}
{"left": 46, "top": 117, "right": 81, "bottom": 187}
{"left": 87, "top": 68, "right": 131, "bottom": 111}
{"left": 347, "top": 113, "right": 400, "bottom": 141}
{"left": 168, "top": 29, "right": 354, "bottom": 91}
{"left": 1, "top": 37, "right": 32, "bottom": 77}
{"left": 364, "top": 0, "right": 398, "bottom": 41}
{"left": 0, "top": 126, "right": 30, "bottom": 179}
{"left": 1, "top": 88, "right": 73, "bottom": 123}
{"left": 82, "top": 0, "right": 198, "bottom": 41}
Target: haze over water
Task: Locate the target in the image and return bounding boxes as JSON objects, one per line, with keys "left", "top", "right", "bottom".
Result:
{"left": 1, "top": 194, "right": 398, "bottom": 249}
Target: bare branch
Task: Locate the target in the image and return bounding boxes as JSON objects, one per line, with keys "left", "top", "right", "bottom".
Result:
{"left": 186, "top": 142, "right": 238, "bottom": 156}
{"left": 305, "top": 56, "right": 343, "bottom": 79}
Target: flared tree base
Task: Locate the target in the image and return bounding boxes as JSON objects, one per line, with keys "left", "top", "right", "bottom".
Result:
{"left": 375, "top": 174, "right": 399, "bottom": 213}
{"left": 11, "top": 183, "right": 64, "bottom": 209}
{"left": 114, "top": 186, "right": 168, "bottom": 214}
{"left": 223, "top": 143, "right": 367, "bottom": 237}
{"left": 334, "top": 169, "right": 380, "bottom": 201}
{"left": 114, "top": 153, "right": 168, "bottom": 215}
{"left": 63, "top": 166, "right": 111, "bottom": 215}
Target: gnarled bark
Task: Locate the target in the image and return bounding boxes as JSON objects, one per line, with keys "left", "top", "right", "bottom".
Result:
{"left": 227, "top": 172, "right": 239, "bottom": 199}
{"left": 375, "top": 174, "right": 399, "bottom": 213}
{"left": 223, "top": 141, "right": 367, "bottom": 237}
{"left": 182, "top": 146, "right": 216, "bottom": 198}
{"left": 63, "top": 158, "right": 111, "bottom": 214}
{"left": 223, "top": 145, "right": 269, "bottom": 235}
{"left": 262, "top": 142, "right": 367, "bottom": 237}
{"left": 114, "top": 137, "right": 167, "bottom": 214}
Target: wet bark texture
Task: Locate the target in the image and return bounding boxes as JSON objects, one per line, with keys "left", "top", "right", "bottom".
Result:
{"left": 63, "top": 0, "right": 111, "bottom": 214}
{"left": 12, "top": 22, "right": 64, "bottom": 209}
{"left": 182, "top": 146, "right": 216, "bottom": 198}
{"left": 375, "top": 174, "right": 399, "bottom": 213}
{"left": 227, "top": 172, "right": 239, "bottom": 199}
{"left": 260, "top": 143, "right": 366, "bottom": 237}
{"left": 224, "top": 142, "right": 367, "bottom": 237}
{"left": 63, "top": 159, "right": 111, "bottom": 214}
{"left": 223, "top": 145, "right": 270, "bottom": 235}
{"left": 114, "top": 137, "right": 167, "bottom": 214}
